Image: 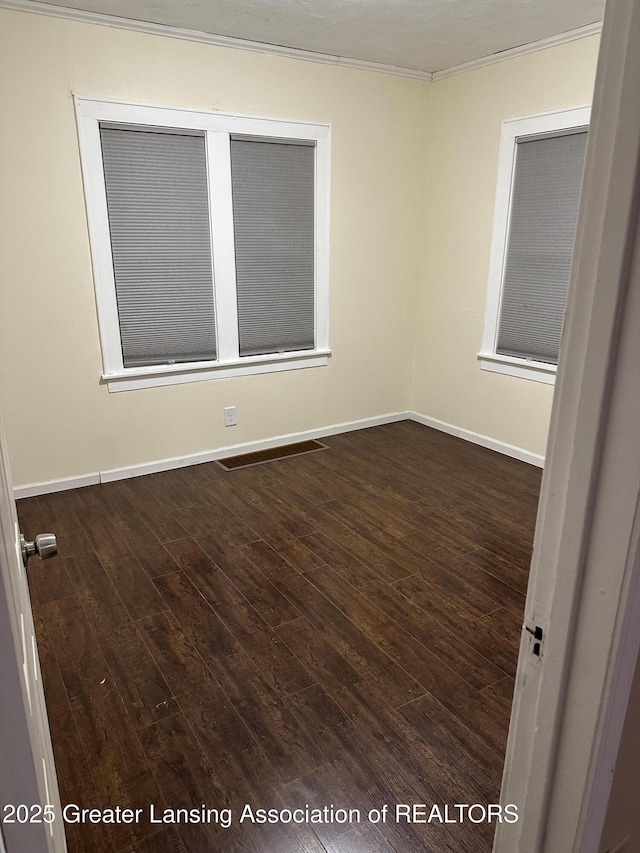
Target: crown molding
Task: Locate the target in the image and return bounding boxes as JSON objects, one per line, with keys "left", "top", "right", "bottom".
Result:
{"left": 0, "top": 0, "right": 432, "bottom": 80}
{"left": 0, "top": 0, "right": 602, "bottom": 83}
{"left": 432, "top": 21, "right": 602, "bottom": 81}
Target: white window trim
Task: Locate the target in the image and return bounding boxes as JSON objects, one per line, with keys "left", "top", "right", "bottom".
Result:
{"left": 478, "top": 104, "right": 591, "bottom": 384}
{"left": 74, "top": 96, "right": 331, "bottom": 392}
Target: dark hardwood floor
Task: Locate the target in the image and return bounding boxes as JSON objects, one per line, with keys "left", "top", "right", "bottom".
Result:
{"left": 18, "top": 421, "right": 541, "bottom": 853}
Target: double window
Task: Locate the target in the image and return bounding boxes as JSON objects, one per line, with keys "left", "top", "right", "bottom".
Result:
{"left": 480, "top": 106, "right": 590, "bottom": 384}
{"left": 75, "top": 98, "right": 330, "bottom": 391}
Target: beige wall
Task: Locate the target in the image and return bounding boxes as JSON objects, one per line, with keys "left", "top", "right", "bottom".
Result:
{"left": 410, "top": 36, "right": 601, "bottom": 458}
{"left": 0, "top": 10, "right": 601, "bottom": 487}
{"left": 0, "top": 10, "right": 427, "bottom": 486}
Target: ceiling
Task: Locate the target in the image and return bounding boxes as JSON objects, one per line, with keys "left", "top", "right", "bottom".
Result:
{"left": 25, "top": 0, "right": 605, "bottom": 74}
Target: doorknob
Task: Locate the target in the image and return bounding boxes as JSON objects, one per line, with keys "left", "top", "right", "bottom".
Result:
{"left": 20, "top": 533, "right": 57, "bottom": 566}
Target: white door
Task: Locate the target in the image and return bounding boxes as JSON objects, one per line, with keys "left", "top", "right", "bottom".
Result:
{"left": 0, "top": 412, "right": 66, "bottom": 853}
{"left": 494, "top": 1, "right": 640, "bottom": 850}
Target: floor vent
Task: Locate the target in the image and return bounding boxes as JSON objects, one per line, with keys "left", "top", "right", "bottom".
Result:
{"left": 216, "top": 440, "right": 328, "bottom": 471}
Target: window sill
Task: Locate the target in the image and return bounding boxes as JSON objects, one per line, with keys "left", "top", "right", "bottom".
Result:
{"left": 102, "top": 349, "right": 331, "bottom": 392}
{"left": 477, "top": 352, "right": 556, "bottom": 385}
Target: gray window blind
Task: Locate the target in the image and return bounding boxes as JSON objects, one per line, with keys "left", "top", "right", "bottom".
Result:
{"left": 496, "top": 130, "right": 587, "bottom": 364}
{"left": 230, "top": 138, "right": 315, "bottom": 357}
{"left": 100, "top": 125, "right": 217, "bottom": 367}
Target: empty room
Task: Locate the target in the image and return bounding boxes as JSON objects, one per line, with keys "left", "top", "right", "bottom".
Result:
{"left": 3, "top": 1, "right": 640, "bottom": 852}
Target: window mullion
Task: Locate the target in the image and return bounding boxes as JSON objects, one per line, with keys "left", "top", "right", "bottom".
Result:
{"left": 206, "top": 131, "right": 239, "bottom": 362}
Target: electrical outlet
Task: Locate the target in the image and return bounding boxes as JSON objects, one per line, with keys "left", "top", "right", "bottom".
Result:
{"left": 224, "top": 406, "right": 237, "bottom": 427}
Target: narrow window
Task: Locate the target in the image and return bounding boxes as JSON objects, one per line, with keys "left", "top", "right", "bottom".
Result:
{"left": 100, "top": 125, "right": 217, "bottom": 367}
{"left": 230, "top": 138, "right": 316, "bottom": 356}
{"left": 496, "top": 130, "right": 587, "bottom": 364}
{"left": 480, "top": 106, "right": 590, "bottom": 384}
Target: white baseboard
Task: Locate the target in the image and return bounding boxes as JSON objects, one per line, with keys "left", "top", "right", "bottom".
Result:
{"left": 13, "top": 408, "right": 544, "bottom": 498}
{"left": 99, "top": 411, "right": 411, "bottom": 483}
{"left": 13, "top": 412, "right": 410, "bottom": 497}
{"left": 410, "top": 411, "right": 545, "bottom": 467}
{"left": 14, "top": 472, "right": 101, "bottom": 499}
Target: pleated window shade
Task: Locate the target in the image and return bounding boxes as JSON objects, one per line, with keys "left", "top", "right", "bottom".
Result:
{"left": 496, "top": 130, "right": 587, "bottom": 364}
{"left": 100, "top": 125, "right": 217, "bottom": 367}
{"left": 230, "top": 138, "right": 315, "bottom": 357}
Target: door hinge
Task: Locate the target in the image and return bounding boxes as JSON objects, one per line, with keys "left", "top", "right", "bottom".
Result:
{"left": 525, "top": 624, "right": 544, "bottom": 656}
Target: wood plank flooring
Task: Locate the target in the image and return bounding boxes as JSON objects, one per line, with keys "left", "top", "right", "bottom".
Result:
{"left": 19, "top": 421, "right": 541, "bottom": 852}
